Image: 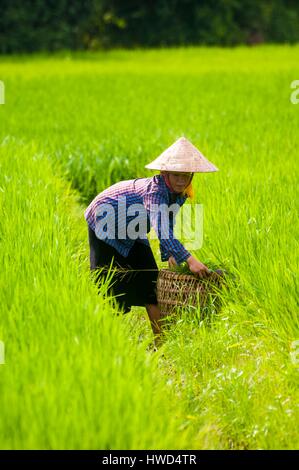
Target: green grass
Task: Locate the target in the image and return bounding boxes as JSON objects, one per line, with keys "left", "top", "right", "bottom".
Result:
{"left": 0, "top": 45, "right": 298, "bottom": 449}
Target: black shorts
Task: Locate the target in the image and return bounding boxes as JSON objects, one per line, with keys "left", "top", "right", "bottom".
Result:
{"left": 88, "top": 225, "right": 159, "bottom": 313}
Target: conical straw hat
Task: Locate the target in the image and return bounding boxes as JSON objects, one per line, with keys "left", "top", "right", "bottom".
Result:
{"left": 145, "top": 136, "right": 219, "bottom": 173}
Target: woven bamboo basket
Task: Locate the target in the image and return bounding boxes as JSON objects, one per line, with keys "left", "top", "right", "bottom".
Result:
{"left": 157, "top": 268, "right": 224, "bottom": 317}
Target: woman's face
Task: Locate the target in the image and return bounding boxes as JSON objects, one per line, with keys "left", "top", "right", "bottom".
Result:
{"left": 167, "top": 172, "right": 193, "bottom": 193}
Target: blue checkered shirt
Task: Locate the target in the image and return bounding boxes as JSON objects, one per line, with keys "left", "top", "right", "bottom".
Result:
{"left": 84, "top": 174, "right": 191, "bottom": 264}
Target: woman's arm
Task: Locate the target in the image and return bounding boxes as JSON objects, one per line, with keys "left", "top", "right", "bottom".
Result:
{"left": 144, "top": 191, "right": 210, "bottom": 276}
{"left": 143, "top": 192, "right": 191, "bottom": 264}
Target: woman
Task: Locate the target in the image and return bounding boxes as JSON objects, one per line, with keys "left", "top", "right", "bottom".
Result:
{"left": 84, "top": 137, "right": 218, "bottom": 341}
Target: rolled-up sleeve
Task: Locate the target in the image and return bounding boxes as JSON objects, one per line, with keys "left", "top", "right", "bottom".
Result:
{"left": 143, "top": 192, "right": 191, "bottom": 264}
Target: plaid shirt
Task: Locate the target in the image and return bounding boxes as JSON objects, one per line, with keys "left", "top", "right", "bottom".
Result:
{"left": 84, "top": 174, "right": 191, "bottom": 264}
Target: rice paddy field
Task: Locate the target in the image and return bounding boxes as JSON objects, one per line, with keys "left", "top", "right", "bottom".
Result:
{"left": 0, "top": 45, "right": 298, "bottom": 450}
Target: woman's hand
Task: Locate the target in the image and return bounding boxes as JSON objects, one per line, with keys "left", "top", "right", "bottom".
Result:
{"left": 168, "top": 255, "right": 177, "bottom": 268}
{"left": 186, "top": 255, "right": 210, "bottom": 278}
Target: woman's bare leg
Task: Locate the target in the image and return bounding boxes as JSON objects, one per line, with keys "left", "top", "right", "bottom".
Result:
{"left": 145, "top": 303, "right": 163, "bottom": 345}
